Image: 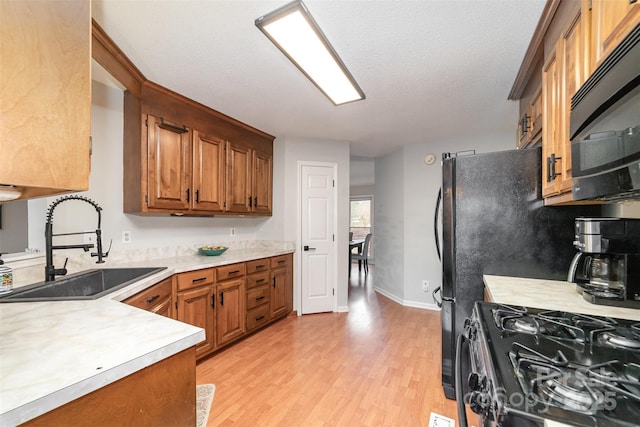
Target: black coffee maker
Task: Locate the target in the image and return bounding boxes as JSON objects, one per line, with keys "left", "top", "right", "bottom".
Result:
{"left": 568, "top": 217, "right": 640, "bottom": 309}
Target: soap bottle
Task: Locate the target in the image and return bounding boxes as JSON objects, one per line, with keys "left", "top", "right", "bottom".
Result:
{"left": 0, "top": 254, "right": 13, "bottom": 294}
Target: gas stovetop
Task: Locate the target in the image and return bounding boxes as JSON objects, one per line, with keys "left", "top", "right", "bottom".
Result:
{"left": 470, "top": 302, "right": 640, "bottom": 427}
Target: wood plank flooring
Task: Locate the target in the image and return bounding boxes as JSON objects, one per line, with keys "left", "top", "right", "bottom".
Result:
{"left": 196, "top": 265, "right": 460, "bottom": 426}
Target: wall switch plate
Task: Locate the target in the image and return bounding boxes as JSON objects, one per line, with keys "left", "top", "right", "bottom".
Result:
{"left": 122, "top": 231, "right": 132, "bottom": 244}
{"left": 422, "top": 280, "right": 429, "bottom": 292}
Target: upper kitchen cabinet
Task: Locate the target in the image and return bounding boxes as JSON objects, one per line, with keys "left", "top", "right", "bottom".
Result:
{"left": 588, "top": 0, "right": 640, "bottom": 70}
{"left": 542, "top": 2, "right": 590, "bottom": 200}
{"left": 146, "top": 115, "right": 191, "bottom": 211}
{"left": 226, "top": 142, "right": 273, "bottom": 215}
{"left": 90, "top": 22, "right": 273, "bottom": 217}
{"left": 1, "top": 0, "right": 91, "bottom": 200}
{"left": 123, "top": 82, "right": 274, "bottom": 216}
{"left": 510, "top": 0, "right": 639, "bottom": 205}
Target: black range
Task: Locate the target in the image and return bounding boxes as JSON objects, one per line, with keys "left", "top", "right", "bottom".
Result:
{"left": 458, "top": 302, "right": 640, "bottom": 427}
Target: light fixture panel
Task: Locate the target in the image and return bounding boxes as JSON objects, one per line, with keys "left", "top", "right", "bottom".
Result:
{"left": 256, "top": 0, "right": 365, "bottom": 106}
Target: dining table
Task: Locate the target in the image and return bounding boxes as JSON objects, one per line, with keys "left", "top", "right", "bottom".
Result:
{"left": 349, "top": 239, "right": 365, "bottom": 276}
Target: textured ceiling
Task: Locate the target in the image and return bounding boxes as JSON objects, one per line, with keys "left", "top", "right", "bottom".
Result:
{"left": 92, "top": 0, "right": 546, "bottom": 158}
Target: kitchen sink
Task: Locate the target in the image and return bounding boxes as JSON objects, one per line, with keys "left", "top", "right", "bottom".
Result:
{"left": 0, "top": 267, "right": 167, "bottom": 302}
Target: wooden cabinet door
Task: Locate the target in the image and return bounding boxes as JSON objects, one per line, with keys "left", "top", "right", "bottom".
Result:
{"left": 589, "top": 0, "right": 640, "bottom": 69}
{"left": 559, "top": 9, "right": 589, "bottom": 194}
{"left": 270, "top": 267, "right": 288, "bottom": 319}
{"left": 147, "top": 115, "right": 191, "bottom": 210}
{"left": 124, "top": 277, "right": 173, "bottom": 318}
{"left": 542, "top": 47, "right": 562, "bottom": 198}
{"left": 225, "top": 142, "right": 252, "bottom": 213}
{"left": 176, "top": 285, "right": 215, "bottom": 357}
{"left": 192, "top": 130, "right": 225, "bottom": 212}
{"left": 215, "top": 278, "right": 246, "bottom": 347}
{"left": 0, "top": 0, "right": 91, "bottom": 199}
{"left": 252, "top": 150, "right": 273, "bottom": 215}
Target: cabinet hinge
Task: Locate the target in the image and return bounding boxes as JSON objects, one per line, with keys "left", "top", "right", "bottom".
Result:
{"left": 332, "top": 180, "right": 335, "bottom": 188}
{"left": 332, "top": 288, "right": 335, "bottom": 296}
{"left": 588, "top": 0, "right": 592, "bottom": 10}
{"left": 89, "top": 136, "right": 92, "bottom": 156}
{"left": 145, "top": 194, "right": 149, "bottom": 204}
{"left": 145, "top": 118, "right": 149, "bottom": 127}
{"left": 333, "top": 234, "right": 335, "bottom": 242}
{"left": 175, "top": 301, "right": 178, "bottom": 310}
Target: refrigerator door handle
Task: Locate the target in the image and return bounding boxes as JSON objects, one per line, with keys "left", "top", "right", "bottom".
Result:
{"left": 434, "top": 188, "right": 442, "bottom": 261}
{"left": 433, "top": 286, "right": 448, "bottom": 307}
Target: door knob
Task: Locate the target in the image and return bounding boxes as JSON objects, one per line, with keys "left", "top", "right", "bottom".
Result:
{"left": 303, "top": 245, "right": 316, "bottom": 251}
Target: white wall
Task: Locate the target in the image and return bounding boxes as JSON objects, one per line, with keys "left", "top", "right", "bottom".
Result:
{"left": 375, "top": 133, "right": 514, "bottom": 308}
{"left": 374, "top": 149, "right": 405, "bottom": 300}
{"left": 279, "top": 136, "right": 351, "bottom": 311}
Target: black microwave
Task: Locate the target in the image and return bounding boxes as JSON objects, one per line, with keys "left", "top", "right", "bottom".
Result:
{"left": 571, "top": 23, "right": 640, "bottom": 202}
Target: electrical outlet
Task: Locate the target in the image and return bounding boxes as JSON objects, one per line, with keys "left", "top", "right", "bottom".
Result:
{"left": 122, "top": 231, "right": 132, "bottom": 244}
{"left": 83, "top": 231, "right": 94, "bottom": 245}
{"left": 422, "top": 280, "right": 429, "bottom": 292}
{"left": 230, "top": 227, "right": 236, "bottom": 236}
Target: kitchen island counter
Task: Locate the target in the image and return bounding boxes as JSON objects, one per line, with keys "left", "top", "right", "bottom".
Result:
{"left": 0, "top": 300, "right": 204, "bottom": 426}
{"left": 484, "top": 275, "right": 640, "bottom": 321}
{"left": 1, "top": 245, "right": 294, "bottom": 426}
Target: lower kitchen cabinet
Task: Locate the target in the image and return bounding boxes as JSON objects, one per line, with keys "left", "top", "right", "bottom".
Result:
{"left": 123, "top": 277, "right": 173, "bottom": 318}
{"left": 175, "top": 269, "right": 216, "bottom": 358}
{"left": 167, "top": 255, "right": 292, "bottom": 360}
{"left": 270, "top": 267, "right": 288, "bottom": 319}
{"left": 215, "top": 277, "right": 246, "bottom": 347}
{"left": 21, "top": 348, "right": 196, "bottom": 427}
{"left": 270, "top": 254, "right": 292, "bottom": 320}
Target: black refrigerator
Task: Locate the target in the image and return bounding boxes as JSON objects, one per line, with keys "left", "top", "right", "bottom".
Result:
{"left": 439, "top": 147, "right": 601, "bottom": 399}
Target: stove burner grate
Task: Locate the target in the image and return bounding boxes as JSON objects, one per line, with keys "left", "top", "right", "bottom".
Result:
{"left": 536, "top": 371, "right": 602, "bottom": 413}
{"left": 509, "top": 343, "right": 640, "bottom": 416}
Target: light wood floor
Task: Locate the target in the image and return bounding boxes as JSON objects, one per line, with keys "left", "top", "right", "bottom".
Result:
{"left": 196, "top": 265, "right": 459, "bottom": 426}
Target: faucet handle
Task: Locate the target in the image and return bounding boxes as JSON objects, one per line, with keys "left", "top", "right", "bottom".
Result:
{"left": 54, "top": 258, "right": 68, "bottom": 277}
{"left": 92, "top": 239, "right": 112, "bottom": 264}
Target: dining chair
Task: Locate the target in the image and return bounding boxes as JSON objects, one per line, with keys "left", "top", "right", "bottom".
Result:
{"left": 351, "top": 233, "right": 372, "bottom": 275}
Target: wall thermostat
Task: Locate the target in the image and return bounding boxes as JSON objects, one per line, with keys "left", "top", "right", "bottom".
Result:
{"left": 424, "top": 153, "right": 436, "bottom": 165}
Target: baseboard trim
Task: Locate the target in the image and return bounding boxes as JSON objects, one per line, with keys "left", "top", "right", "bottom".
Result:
{"left": 374, "top": 287, "right": 440, "bottom": 311}
{"left": 336, "top": 305, "right": 349, "bottom": 313}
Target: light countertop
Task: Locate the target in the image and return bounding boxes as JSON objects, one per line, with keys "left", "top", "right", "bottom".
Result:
{"left": 483, "top": 275, "right": 640, "bottom": 321}
{"left": 0, "top": 246, "right": 294, "bottom": 426}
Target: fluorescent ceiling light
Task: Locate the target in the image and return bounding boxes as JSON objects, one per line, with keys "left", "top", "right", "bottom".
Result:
{"left": 255, "top": 0, "right": 365, "bottom": 106}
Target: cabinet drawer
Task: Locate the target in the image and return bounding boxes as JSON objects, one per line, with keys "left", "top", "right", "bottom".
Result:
{"left": 246, "top": 272, "right": 269, "bottom": 289}
{"left": 246, "top": 284, "right": 270, "bottom": 310}
{"left": 246, "top": 304, "right": 270, "bottom": 331}
{"left": 124, "top": 278, "right": 172, "bottom": 311}
{"left": 217, "top": 263, "right": 246, "bottom": 281}
{"left": 270, "top": 255, "right": 289, "bottom": 269}
{"left": 177, "top": 268, "right": 215, "bottom": 291}
{"left": 246, "top": 258, "right": 269, "bottom": 275}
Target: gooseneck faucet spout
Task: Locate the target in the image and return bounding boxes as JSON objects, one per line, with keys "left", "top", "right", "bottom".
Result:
{"left": 45, "top": 195, "right": 110, "bottom": 282}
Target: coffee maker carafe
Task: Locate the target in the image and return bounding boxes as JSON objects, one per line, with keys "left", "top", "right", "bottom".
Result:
{"left": 568, "top": 217, "right": 640, "bottom": 308}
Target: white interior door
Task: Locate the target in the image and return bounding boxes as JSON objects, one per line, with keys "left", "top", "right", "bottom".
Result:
{"left": 300, "top": 163, "right": 336, "bottom": 314}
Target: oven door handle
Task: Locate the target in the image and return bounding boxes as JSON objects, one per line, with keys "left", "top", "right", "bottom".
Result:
{"left": 455, "top": 332, "right": 469, "bottom": 427}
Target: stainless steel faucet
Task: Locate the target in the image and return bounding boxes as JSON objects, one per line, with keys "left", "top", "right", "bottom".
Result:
{"left": 45, "top": 195, "right": 110, "bottom": 282}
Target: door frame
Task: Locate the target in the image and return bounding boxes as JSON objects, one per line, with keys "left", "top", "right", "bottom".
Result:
{"left": 297, "top": 161, "right": 338, "bottom": 314}
{"left": 349, "top": 195, "right": 375, "bottom": 263}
